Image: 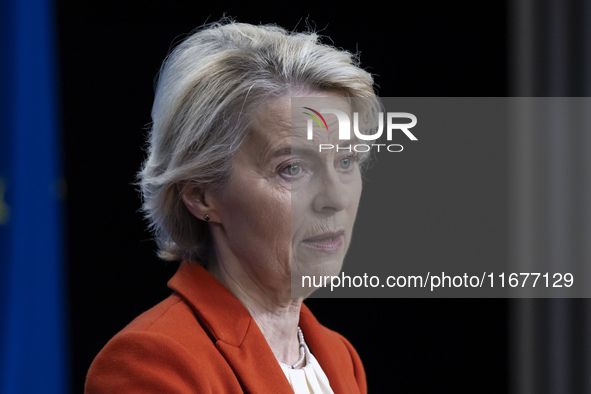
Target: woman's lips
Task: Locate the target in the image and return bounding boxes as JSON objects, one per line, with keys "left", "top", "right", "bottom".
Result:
{"left": 302, "top": 231, "right": 344, "bottom": 251}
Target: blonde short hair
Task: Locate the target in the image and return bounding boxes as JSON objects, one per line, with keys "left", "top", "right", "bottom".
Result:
{"left": 139, "top": 20, "right": 379, "bottom": 262}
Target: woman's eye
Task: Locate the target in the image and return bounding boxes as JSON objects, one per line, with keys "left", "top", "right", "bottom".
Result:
{"left": 284, "top": 164, "right": 301, "bottom": 176}
{"left": 340, "top": 158, "right": 352, "bottom": 169}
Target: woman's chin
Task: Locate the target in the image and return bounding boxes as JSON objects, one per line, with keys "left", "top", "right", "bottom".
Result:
{"left": 289, "top": 256, "right": 344, "bottom": 298}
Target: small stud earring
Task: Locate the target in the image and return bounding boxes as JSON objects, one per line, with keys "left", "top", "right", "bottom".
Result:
{"left": 204, "top": 214, "right": 211, "bottom": 222}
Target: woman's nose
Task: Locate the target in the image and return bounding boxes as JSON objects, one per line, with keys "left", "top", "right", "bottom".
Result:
{"left": 311, "top": 171, "right": 351, "bottom": 213}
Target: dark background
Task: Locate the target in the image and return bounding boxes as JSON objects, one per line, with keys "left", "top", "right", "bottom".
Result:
{"left": 57, "top": 1, "right": 508, "bottom": 392}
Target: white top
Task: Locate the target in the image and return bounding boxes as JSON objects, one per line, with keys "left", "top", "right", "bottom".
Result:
{"left": 279, "top": 344, "right": 334, "bottom": 394}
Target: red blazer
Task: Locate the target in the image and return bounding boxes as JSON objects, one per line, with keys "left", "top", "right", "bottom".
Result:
{"left": 85, "top": 262, "right": 367, "bottom": 393}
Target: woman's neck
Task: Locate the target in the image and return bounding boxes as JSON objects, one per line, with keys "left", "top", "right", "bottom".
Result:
{"left": 208, "top": 259, "right": 305, "bottom": 367}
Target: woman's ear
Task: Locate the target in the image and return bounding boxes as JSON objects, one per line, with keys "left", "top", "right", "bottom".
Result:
{"left": 179, "top": 183, "right": 217, "bottom": 222}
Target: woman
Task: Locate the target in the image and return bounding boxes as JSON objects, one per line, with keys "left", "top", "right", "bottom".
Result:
{"left": 85, "top": 21, "right": 380, "bottom": 393}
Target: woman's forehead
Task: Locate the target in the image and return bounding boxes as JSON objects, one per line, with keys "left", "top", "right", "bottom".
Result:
{"left": 252, "top": 95, "right": 351, "bottom": 136}
{"left": 237, "top": 95, "right": 352, "bottom": 165}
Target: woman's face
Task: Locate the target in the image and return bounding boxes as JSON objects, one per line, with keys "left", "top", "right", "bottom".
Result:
{"left": 209, "top": 94, "right": 362, "bottom": 298}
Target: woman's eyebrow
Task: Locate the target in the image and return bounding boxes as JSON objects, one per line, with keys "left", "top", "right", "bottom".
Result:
{"left": 271, "top": 146, "right": 318, "bottom": 158}
{"left": 270, "top": 147, "right": 292, "bottom": 158}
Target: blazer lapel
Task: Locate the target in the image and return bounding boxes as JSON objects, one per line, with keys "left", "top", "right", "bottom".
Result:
{"left": 215, "top": 323, "right": 294, "bottom": 394}
{"left": 299, "top": 305, "right": 362, "bottom": 394}
{"left": 168, "top": 262, "right": 293, "bottom": 393}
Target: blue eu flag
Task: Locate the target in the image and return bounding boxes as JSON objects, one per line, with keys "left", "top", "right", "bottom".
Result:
{"left": 0, "top": 0, "right": 68, "bottom": 392}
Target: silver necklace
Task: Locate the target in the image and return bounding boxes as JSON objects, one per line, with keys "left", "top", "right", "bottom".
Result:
{"left": 278, "top": 326, "right": 306, "bottom": 369}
